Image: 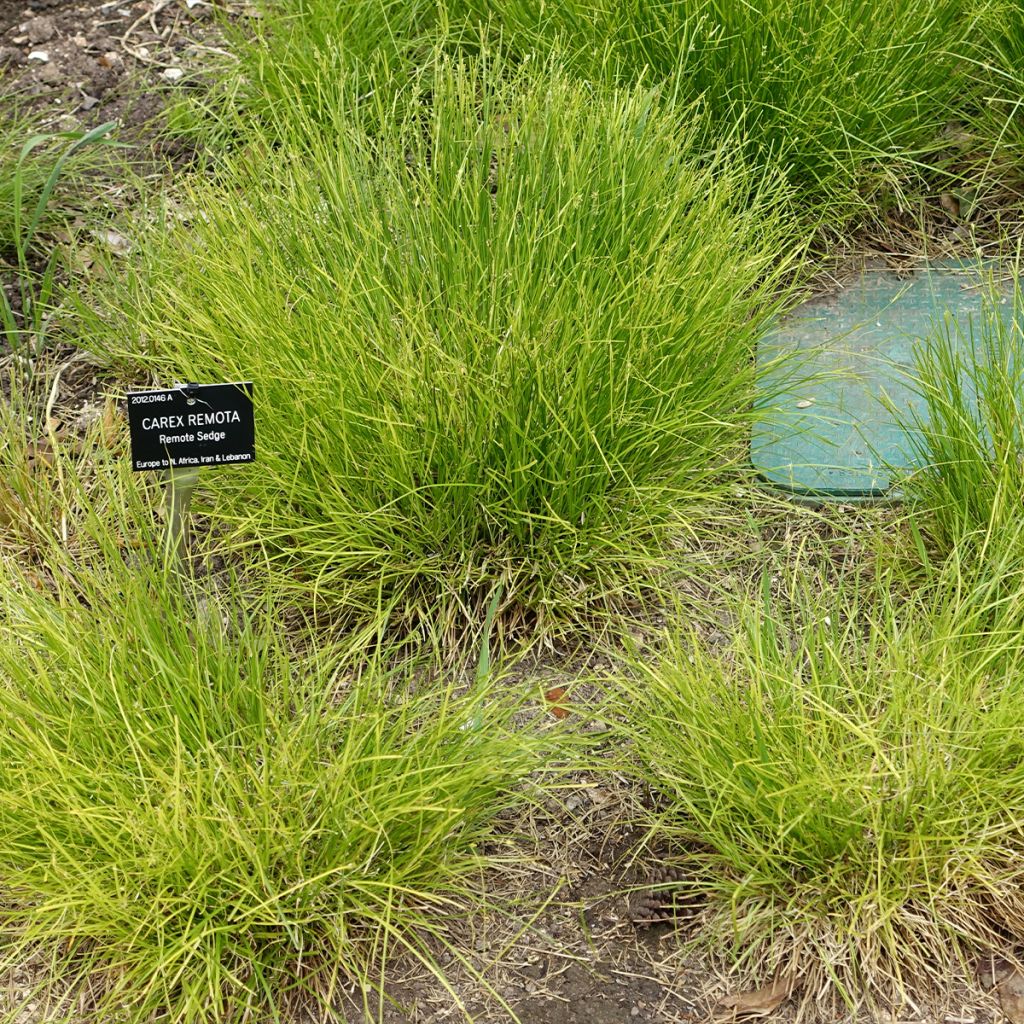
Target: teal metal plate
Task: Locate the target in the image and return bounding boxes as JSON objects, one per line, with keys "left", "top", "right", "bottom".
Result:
{"left": 752, "top": 263, "right": 1016, "bottom": 498}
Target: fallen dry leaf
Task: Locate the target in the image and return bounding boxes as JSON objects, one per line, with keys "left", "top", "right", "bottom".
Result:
{"left": 1000, "top": 973, "right": 1024, "bottom": 1022}
{"left": 0, "top": 483, "right": 24, "bottom": 530}
{"left": 25, "top": 440, "right": 55, "bottom": 471}
{"left": 101, "top": 397, "right": 122, "bottom": 451}
{"left": 977, "top": 953, "right": 1014, "bottom": 991}
{"left": 940, "top": 192, "right": 961, "bottom": 220}
{"left": 96, "top": 228, "right": 131, "bottom": 255}
{"left": 544, "top": 686, "right": 570, "bottom": 720}
{"left": 23, "top": 569, "right": 48, "bottom": 593}
{"left": 717, "top": 976, "right": 797, "bottom": 1019}
{"left": 978, "top": 955, "right": 1024, "bottom": 1023}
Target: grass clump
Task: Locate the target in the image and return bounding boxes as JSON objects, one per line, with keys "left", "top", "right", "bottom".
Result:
{"left": 217, "top": 0, "right": 447, "bottom": 136}
{"left": 94, "top": 60, "right": 794, "bottom": 634}
{"left": 975, "top": 0, "right": 1024, "bottom": 165}
{"left": 0, "top": 361, "right": 136, "bottom": 565}
{"left": 0, "top": 103, "right": 44, "bottom": 257}
{"left": 0, "top": 546, "right": 556, "bottom": 1022}
{"left": 896, "top": 282, "right": 1024, "bottom": 563}
{"left": 230, "top": 0, "right": 1000, "bottom": 218}
{"left": 465, "top": 0, "right": 990, "bottom": 212}
{"left": 619, "top": 555, "right": 1024, "bottom": 1011}
{"left": 0, "top": 110, "right": 115, "bottom": 355}
{"left": 0, "top": 104, "right": 115, "bottom": 258}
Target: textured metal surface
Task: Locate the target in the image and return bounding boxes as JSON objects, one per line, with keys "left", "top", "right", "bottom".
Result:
{"left": 752, "top": 264, "right": 1015, "bottom": 498}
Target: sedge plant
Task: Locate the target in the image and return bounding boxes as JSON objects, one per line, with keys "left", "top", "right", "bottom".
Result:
{"left": 0, "top": 528, "right": 561, "bottom": 1022}
{"left": 973, "top": 0, "right": 1024, "bottom": 168}
{"left": 0, "top": 115, "right": 115, "bottom": 358}
{"left": 0, "top": 101, "right": 49, "bottom": 256}
{"left": 213, "top": 0, "right": 448, "bottom": 139}
{"left": 89, "top": 59, "right": 796, "bottom": 636}
{"left": 618, "top": 545, "right": 1024, "bottom": 1012}
{"left": 0, "top": 359, "right": 154, "bottom": 568}
{"left": 893, "top": 276, "right": 1024, "bottom": 566}
{"left": 227, "top": 0, "right": 1000, "bottom": 220}
{"left": 461, "top": 0, "right": 993, "bottom": 214}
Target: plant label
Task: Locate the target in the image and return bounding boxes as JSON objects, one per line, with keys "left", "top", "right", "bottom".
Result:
{"left": 127, "top": 382, "right": 255, "bottom": 472}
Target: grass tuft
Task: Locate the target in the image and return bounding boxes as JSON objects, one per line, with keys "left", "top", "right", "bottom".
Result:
{"left": 974, "top": 0, "right": 1024, "bottom": 167}
{"left": 225, "top": 0, "right": 1004, "bottom": 219}
{"left": 90, "top": 59, "right": 796, "bottom": 636}
{"left": 0, "top": 543, "right": 558, "bottom": 1022}
{"left": 0, "top": 109, "right": 116, "bottom": 357}
{"left": 896, "top": 277, "right": 1024, "bottom": 564}
{"left": 619, "top": 552, "right": 1024, "bottom": 1012}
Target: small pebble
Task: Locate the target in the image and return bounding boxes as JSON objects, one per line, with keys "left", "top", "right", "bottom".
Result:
{"left": 795, "top": 398, "right": 814, "bottom": 408}
{"left": 25, "top": 15, "right": 57, "bottom": 43}
{"left": 27, "top": 49, "right": 50, "bottom": 62}
{"left": 162, "top": 66, "right": 184, "bottom": 81}
{"left": 37, "top": 62, "right": 62, "bottom": 84}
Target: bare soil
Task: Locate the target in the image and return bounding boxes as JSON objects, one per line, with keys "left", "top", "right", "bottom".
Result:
{"left": 0, "top": 0, "right": 217, "bottom": 133}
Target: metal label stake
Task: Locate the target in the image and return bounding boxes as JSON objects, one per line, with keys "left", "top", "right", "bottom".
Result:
{"left": 163, "top": 464, "right": 201, "bottom": 566}
{"left": 164, "top": 381, "right": 201, "bottom": 569}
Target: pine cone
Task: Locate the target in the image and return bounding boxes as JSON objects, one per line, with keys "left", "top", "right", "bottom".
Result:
{"left": 629, "top": 864, "right": 699, "bottom": 928}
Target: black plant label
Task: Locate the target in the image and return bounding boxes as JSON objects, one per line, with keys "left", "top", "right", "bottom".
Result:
{"left": 126, "top": 382, "right": 255, "bottom": 472}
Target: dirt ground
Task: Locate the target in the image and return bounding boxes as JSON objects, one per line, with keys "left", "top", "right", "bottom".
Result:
{"left": 0, "top": 3, "right": 1015, "bottom": 1023}
{"left": 0, "top": 0, "right": 217, "bottom": 128}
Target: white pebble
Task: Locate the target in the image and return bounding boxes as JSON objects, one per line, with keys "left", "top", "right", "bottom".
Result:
{"left": 27, "top": 50, "right": 49, "bottom": 62}
{"left": 162, "top": 67, "right": 184, "bottom": 81}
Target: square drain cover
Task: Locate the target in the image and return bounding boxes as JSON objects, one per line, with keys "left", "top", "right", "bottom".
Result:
{"left": 752, "top": 263, "right": 1017, "bottom": 499}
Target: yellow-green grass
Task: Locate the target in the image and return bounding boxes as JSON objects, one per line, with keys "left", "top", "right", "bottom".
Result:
{"left": 87, "top": 59, "right": 796, "bottom": 636}
{"left": 221, "top": 0, "right": 1006, "bottom": 221}
{"left": 0, "top": 538, "right": 561, "bottom": 1023}
{"left": 895, "top": 281, "right": 1024, "bottom": 568}
{"left": 619, "top": 545, "right": 1024, "bottom": 1011}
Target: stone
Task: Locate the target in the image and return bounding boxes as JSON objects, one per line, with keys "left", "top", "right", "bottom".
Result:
{"left": 25, "top": 15, "right": 57, "bottom": 43}
{"left": 36, "top": 61, "right": 62, "bottom": 84}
